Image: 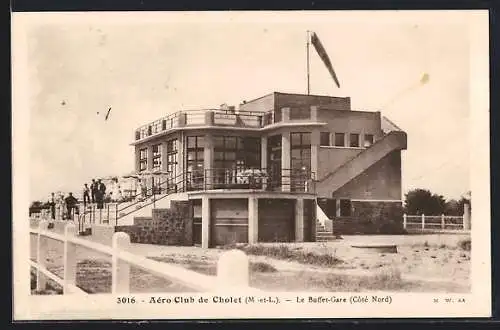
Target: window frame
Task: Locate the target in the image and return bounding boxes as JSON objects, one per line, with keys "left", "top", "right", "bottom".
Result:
{"left": 139, "top": 148, "right": 148, "bottom": 171}
{"left": 320, "top": 132, "right": 330, "bottom": 146}
{"left": 349, "top": 133, "right": 360, "bottom": 148}
{"left": 334, "top": 133, "right": 345, "bottom": 147}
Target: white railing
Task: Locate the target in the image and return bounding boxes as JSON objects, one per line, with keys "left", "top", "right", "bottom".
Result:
{"left": 30, "top": 220, "right": 259, "bottom": 295}
{"left": 403, "top": 213, "right": 468, "bottom": 231}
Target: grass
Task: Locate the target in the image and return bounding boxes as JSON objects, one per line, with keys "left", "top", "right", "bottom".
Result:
{"left": 222, "top": 243, "right": 343, "bottom": 268}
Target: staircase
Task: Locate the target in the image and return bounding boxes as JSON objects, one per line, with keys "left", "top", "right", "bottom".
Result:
{"left": 315, "top": 219, "right": 337, "bottom": 242}
{"left": 316, "top": 130, "right": 407, "bottom": 198}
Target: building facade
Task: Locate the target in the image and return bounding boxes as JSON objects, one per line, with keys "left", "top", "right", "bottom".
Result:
{"left": 129, "top": 92, "right": 407, "bottom": 247}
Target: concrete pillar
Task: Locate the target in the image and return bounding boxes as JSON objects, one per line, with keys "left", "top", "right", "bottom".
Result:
{"left": 295, "top": 199, "right": 304, "bottom": 242}
{"left": 134, "top": 146, "right": 140, "bottom": 173}
{"left": 282, "top": 107, "right": 290, "bottom": 122}
{"left": 248, "top": 197, "right": 259, "bottom": 244}
{"left": 204, "top": 134, "right": 214, "bottom": 189}
{"left": 63, "top": 223, "right": 77, "bottom": 293}
{"left": 147, "top": 145, "right": 153, "bottom": 170}
{"left": 217, "top": 250, "right": 250, "bottom": 289}
{"left": 261, "top": 136, "right": 267, "bottom": 169}
{"left": 178, "top": 133, "right": 184, "bottom": 180}
{"left": 161, "top": 141, "right": 168, "bottom": 172}
{"left": 463, "top": 203, "right": 471, "bottom": 230}
{"left": 311, "top": 130, "right": 320, "bottom": 180}
{"left": 111, "top": 232, "right": 131, "bottom": 293}
{"left": 205, "top": 111, "right": 215, "bottom": 126}
{"left": 261, "top": 137, "right": 268, "bottom": 190}
{"left": 178, "top": 112, "right": 187, "bottom": 127}
{"left": 310, "top": 105, "right": 318, "bottom": 121}
{"left": 344, "top": 133, "right": 349, "bottom": 148}
{"left": 281, "top": 132, "right": 291, "bottom": 192}
{"left": 201, "top": 196, "right": 211, "bottom": 248}
{"left": 335, "top": 199, "right": 341, "bottom": 217}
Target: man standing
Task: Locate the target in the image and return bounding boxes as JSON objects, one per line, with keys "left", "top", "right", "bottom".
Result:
{"left": 48, "top": 192, "right": 56, "bottom": 220}
{"left": 83, "top": 183, "right": 90, "bottom": 206}
{"left": 97, "top": 179, "right": 106, "bottom": 209}
{"left": 90, "top": 179, "right": 97, "bottom": 203}
{"left": 64, "top": 192, "right": 78, "bottom": 221}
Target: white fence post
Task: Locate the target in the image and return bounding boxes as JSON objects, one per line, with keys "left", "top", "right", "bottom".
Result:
{"left": 463, "top": 203, "right": 471, "bottom": 230}
{"left": 112, "top": 232, "right": 131, "bottom": 294}
{"left": 63, "top": 222, "right": 77, "bottom": 294}
{"left": 421, "top": 214, "right": 425, "bottom": 231}
{"left": 441, "top": 214, "right": 445, "bottom": 229}
{"left": 403, "top": 213, "right": 407, "bottom": 229}
{"left": 217, "top": 250, "right": 249, "bottom": 289}
{"left": 36, "top": 220, "right": 49, "bottom": 291}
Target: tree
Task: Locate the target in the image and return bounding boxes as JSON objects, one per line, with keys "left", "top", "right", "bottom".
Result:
{"left": 404, "top": 188, "right": 446, "bottom": 215}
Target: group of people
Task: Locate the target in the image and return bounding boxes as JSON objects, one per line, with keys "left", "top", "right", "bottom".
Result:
{"left": 82, "top": 179, "right": 108, "bottom": 208}
{"left": 47, "top": 192, "right": 79, "bottom": 221}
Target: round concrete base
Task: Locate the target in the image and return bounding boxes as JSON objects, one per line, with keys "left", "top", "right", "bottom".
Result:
{"left": 350, "top": 244, "right": 398, "bottom": 253}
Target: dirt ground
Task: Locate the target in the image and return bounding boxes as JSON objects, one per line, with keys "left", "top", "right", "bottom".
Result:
{"left": 30, "top": 233, "right": 470, "bottom": 293}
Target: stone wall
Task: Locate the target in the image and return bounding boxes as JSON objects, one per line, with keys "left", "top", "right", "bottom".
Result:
{"left": 331, "top": 201, "right": 405, "bottom": 235}
{"left": 115, "top": 201, "right": 193, "bottom": 246}
{"left": 90, "top": 224, "right": 115, "bottom": 246}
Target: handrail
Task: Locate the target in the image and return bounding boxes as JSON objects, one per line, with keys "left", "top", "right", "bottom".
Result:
{"left": 116, "top": 172, "right": 190, "bottom": 217}
{"left": 318, "top": 130, "right": 405, "bottom": 183}
{"left": 30, "top": 222, "right": 260, "bottom": 294}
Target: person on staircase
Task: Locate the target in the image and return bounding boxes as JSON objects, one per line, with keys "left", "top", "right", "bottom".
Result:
{"left": 83, "top": 183, "right": 91, "bottom": 207}
{"left": 96, "top": 179, "right": 107, "bottom": 209}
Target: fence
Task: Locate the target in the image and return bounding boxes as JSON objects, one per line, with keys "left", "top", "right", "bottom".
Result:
{"left": 30, "top": 220, "right": 259, "bottom": 295}
{"left": 403, "top": 214, "right": 468, "bottom": 231}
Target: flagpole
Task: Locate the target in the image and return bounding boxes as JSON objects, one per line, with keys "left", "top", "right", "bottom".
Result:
{"left": 306, "top": 30, "right": 310, "bottom": 95}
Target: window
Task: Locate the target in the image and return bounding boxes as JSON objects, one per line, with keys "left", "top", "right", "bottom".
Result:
{"left": 289, "top": 107, "right": 310, "bottom": 120}
{"left": 339, "top": 199, "right": 352, "bottom": 216}
{"left": 320, "top": 132, "right": 330, "bottom": 146}
{"left": 364, "top": 134, "right": 374, "bottom": 147}
{"left": 152, "top": 144, "right": 162, "bottom": 170}
{"left": 213, "top": 136, "right": 261, "bottom": 186}
{"left": 166, "top": 139, "right": 178, "bottom": 179}
{"left": 267, "top": 135, "right": 282, "bottom": 188}
{"left": 334, "top": 133, "right": 345, "bottom": 147}
{"left": 186, "top": 136, "right": 205, "bottom": 188}
{"left": 349, "top": 133, "right": 360, "bottom": 147}
{"left": 291, "top": 132, "right": 311, "bottom": 191}
{"left": 139, "top": 148, "right": 148, "bottom": 171}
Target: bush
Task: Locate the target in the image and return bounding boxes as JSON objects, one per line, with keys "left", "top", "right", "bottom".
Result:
{"left": 458, "top": 238, "right": 471, "bottom": 251}
{"left": 229, "top": 244, "right": 343, "bottom": 267}
{"left": 250, "top": 261, "right": 277, "bottom": 273}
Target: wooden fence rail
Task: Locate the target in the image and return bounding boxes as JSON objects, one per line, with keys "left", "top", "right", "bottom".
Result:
{"left": 30, "top": 220, "right": 259, "bottom": 295}
{"left": 403, "top": 213, "right": 469, "bottom": 231}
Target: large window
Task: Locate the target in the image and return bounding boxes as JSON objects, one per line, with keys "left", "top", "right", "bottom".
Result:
{"left": 291, "top": 132, "right": 311, "bottom": 171}
{"left": 320, "top": 132, "right": 330, "bottom": 146}
{"left": 139, "top": 148, "right": 148, "bottom": 171}
{"left": 166, "top": 139, "right": 178, "bottom": 178}
{"left": 267, "top": 135, "right": 282, "bottom": 188}
{"left": 186, "top": 136, "right": 205, "bottom": 188}
{"left": 291, "top": 132, "right": 311, "bottom": 192}
{"left": 152, "top": 144, "right": 162, "bottom": 170}
{"left": 213, "top": 136, "right": 261, "bottom": 186}
{"left": 334, "top": 133, "right": 345, "bottom": 147}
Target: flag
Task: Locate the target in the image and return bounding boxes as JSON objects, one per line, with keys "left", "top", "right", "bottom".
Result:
{"left": 310, "top": 32, "right": 340, "bottom": 88}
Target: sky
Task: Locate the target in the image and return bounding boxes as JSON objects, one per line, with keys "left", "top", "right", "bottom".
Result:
{"left": 21, "top": 11, "right": 479, "bottom": 202}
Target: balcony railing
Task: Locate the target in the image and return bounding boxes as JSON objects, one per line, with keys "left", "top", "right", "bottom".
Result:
{"left": 200, "top": 168, "right": 316, "bottom": 193}
{"left": 134, "top": 107, "right": 317, "bottom": 142}
{"left": 135, "top": 109, "right": 269, "bottom": 141}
